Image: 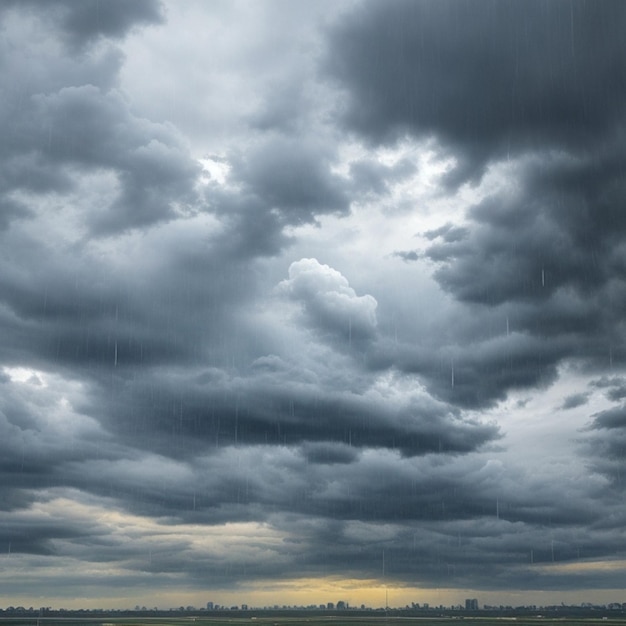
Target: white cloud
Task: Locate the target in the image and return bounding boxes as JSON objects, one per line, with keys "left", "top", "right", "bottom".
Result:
{"left": 278, "top": 258, "right": 378, "bottom": 344}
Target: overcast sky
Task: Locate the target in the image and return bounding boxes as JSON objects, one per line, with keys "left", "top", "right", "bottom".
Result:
{"left": 2, "top": 0, "right": 626, "bottom": 610}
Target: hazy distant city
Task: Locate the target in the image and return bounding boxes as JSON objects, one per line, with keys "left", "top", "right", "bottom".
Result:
{"left": 3, "top": 598, "right": 626, "bottom": 616}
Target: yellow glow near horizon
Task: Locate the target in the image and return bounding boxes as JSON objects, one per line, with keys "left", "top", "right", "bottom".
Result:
{"left": 2, "top": 576, "right": 626, "bottom": 610}
{"left": 135, "top": 580, "right": 626, "bottom": 610}
{"left": 536, "top": 559, "right": 626, "bottom": 574}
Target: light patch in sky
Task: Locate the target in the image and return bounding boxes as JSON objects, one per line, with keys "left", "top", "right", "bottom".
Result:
{"left": 198, "top": 156, "right": 230, "bottom": 186}
{"left": 4, "top": 366, "right": 48, "bottom": 386}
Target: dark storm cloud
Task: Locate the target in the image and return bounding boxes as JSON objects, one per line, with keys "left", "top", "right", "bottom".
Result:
{"left": 0, "top": 1, "right": 195, "bottom": 237}
{"left": 227, "top": 135, "right": 350, "bottom": 225}
{"left": 590, "top": 376, "right": 626, "bottom": 402}
{"left": 414, "top": 151, "right": 626, "bottom": 406}
{"left": 0, "top": 370, "right": 128, "bottom": 532}
{"left": 205, "top": 187, "right": 294, "bottom": 259}
{"left": 0, "top": 0, "right": 263, "bottom": 373}
{"left": 427, "top": 151, "right": 626, "bottom": 310}
{"left": 0, "top": 491, "right": 118, "bottom": 558}
{"left": 76, "top": 361, "right": 498, "bottom": 465}
{"left": 348, "top": 156, "right": 416, "bottom": 196}
{"left": 327, "top": 0, "right": 626, "bottom": 183}
{"left": 0, "top": 0, "right": 164, "bottom": 49}
{"left": 203, "top": 136, "right": 420, "bottom": 262}
{"left": 0, "top": 220, "right": 254, "bottom": 376}
{"left": 0, "top": 0, "right": 268, "bottom": 531}
{"left": 380, "top": 324, "right": 566, "bottom": 409}
{"left": 560, "top": 392, "right": 589, "bottom": 410}
{"left": 57, "top": 0, "right": 163, "bottom": 48}
{"left": 590, "top": 406, "right": 626, "bottom": 431}
{"left": 424, "top": 223, "right": 468, "bottom": 245}
{"left": 250, "top": 453, "right": 619, "bottom": 591}
{"left": 200, "top": 131, "right": 374, "bottom": 259}
{"left": 582, "top": 405, "right": 626, "bottom": 490}
{"left": 12, "top": 444, "right": 609, "bottom": 592}
{"left": 393, "top": 250, "right": 420, "bottom": 262}
{"left": 35, "top": 85, "right": 200, "bottom": 234}
{"left": 49, "top": 428, "right": 576, "bottom": 542}
{"left": 301, "top": 442, "right": 359, "bottom": 465}
{"left": 324, "top": 0, "right": 626, "bottom": 411}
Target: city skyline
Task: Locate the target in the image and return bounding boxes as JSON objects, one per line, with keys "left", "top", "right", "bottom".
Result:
{"left": 3, "top": 595, "right": 626, "bottom": 613}
{"left": 1, "top": 0, "right": 626, "bottom": 610}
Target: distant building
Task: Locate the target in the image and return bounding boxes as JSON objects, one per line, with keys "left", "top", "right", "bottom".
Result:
{"left": 465, "top": 599, "right": 479, "bottom": 611}
{"left": 327, "top": 603, "right": 334, "bottom": 610}
{"left": 206, "top": 603, "right": 213, "bottom": 611}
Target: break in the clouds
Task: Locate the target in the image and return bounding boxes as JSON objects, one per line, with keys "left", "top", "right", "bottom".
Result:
{"left": 1, "top": 0, "right": 626, "bottom": 609}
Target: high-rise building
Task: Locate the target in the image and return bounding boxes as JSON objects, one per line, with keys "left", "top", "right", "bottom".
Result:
{"left": 465, "top": 599, "right": 478, "bottom": 610}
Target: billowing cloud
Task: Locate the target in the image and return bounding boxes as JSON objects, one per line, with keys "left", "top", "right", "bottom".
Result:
{"left": 230, "top": 137, "right": 350, "bottom": 225}
{"left": 278, "top": 258, "right": 378, "bottom": 345}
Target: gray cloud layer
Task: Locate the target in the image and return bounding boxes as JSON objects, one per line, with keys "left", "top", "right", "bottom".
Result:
{"left": 1, "top": 0, "right": 626, "bottom": 605}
